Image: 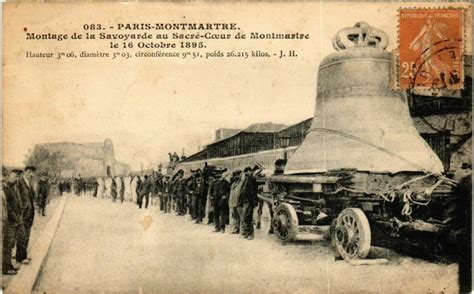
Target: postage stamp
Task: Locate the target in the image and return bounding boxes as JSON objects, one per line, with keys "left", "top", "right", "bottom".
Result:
{"left": 398, "top": 8, "right": 465, "bottom": 91}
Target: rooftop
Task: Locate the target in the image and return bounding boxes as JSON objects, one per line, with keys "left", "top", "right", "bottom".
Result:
{"left": 244, "top": 122, "right": 288, "bottom": 133}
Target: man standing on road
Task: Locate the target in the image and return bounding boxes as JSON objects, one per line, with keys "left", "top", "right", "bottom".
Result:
{"left": 155, "top": 175, "right": 163, "bottom": 209}
{"left": 134, "top": 176, "right": 142, "bottom": 204}
{"left": 239, "top": 166, "right": 259, "bottom": 240}
{"left": 186, "top": 172, "right": 197, "bottom": 218}
{"left": 16, "top": 166, "right": 36, "bottom": 264}
{"left": 172, "top": 170, "right": 185, "bottom": 215}
{"left": 1, "top": 185, "right": 13, "bottom": 275}
{"left": 206, "top": 173, "right": 217, "bottom": 226}
{"left": 229, "top": 170, "right": 244, "bottom": 234}
{"left": 36, "top": 173, "right": 49, "bottom": 216}
{"left": 2, "top": 169, "right": 24, "bottom": 275}
{"left": 119, "top": 177, "right": 125, "bottom": 203}
{"left": 162, "top": 175, "right": 172, "bottom": 213}
{"left": 92, "top": 178, "right": 99, "bottom": 197}
{"left": 111, "top": 177, "right": 118, "bottom": 203}
{"left": 138, "top": 175, "right": 152, "bottom": 209}
{"left": 212, "top": 172, "right": 231, "bottom": 233}
{"left": 194, "top": 174, "right": 208, "bottom": 224}
{"left": 59, "top": 180, "right": 64, "bottom": 196}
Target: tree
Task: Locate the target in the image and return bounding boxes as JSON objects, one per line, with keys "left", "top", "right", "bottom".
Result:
{"left": 24, "top": 146, "right": 73, "bottom": 183}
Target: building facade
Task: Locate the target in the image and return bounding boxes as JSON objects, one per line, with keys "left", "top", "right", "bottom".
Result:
{"left": 36, "top": 139, "right": 131, "bottom": 178}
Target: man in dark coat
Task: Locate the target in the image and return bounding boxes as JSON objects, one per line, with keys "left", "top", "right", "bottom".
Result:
{"left": 66, "top": 180, "right": 72, "bottom": 193}
{"left": 229, "top": 170, "right": 244, "bottom": 234}
{"left": 2, "top": 169, "right": 24, "bottom": 274}
{"left": 80, "top": 176, "right": 87, "bottom": 196}
{"left": 135, "top": 176, "right": 142, "bottom": 203}
{"left": 186, "top": 174, "right": 197, "bottom": 218}
{"left": 162, "top": 175, "right": 172, "bottom": 213}
{"left": 74, "top": 175, "right": 82, "bottom": 196}
{"left": 59, "top": 180, "right": 64, "bottom": 196}
{"left": 154, "top": 176, "right": 163, "bottom": 210}
{"left": 206, "top": 174, "right": 217, "bottom": 225}
{"left": 119, "top": 177, "right": 125, "bottom": 203}
{"left": 138, "top": 175, "right": 152, "bottom": 209}
{"left": 172, "top": 170, "right": 186, "bottom": 215}
{"left": 177, "top": 176, "right": 187, "bottom": 215}
{"left": 194, "top": 174, "right": 208, "bottom": 224}
{"left": 16, "top": 166, "right": 36, "bottom": 264}
{"left": 36, "top": 173, "right": 49, "bottom": 216}
{"left": 212, "top": 173, "right": 231, "bottom": 233}
{"left": 111, "top": 178, "right": 118, "bottom": 202}
{"left": 239, "top": 167, "right": 259, "bottom": 240}
{"left": 1, "top": 187, "right": 13, "bottom": 275}
{"left": 93, "top": 178, "right": 99, "bottom": 197}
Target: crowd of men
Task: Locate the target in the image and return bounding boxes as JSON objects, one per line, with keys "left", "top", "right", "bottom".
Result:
{"left": 2, "top": 166, "right": 50, "bottom": 275}
{"left": 161, "top": 162, "right": 276, "bottom": 238}
{"left": 146, "top": 164, "right": 269, "bottom": 239}
{"left": 167, "top": 164, "right": 265, "bottom": 239}
{"left": 69, "top": 163, "right": 270, "bottom": 240}
{"left": 1, "top": 162, "right": 271, "bottom": 275}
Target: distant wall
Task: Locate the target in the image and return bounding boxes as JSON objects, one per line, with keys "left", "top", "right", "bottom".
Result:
{"left": 114, "top": 162, "right": 132, "bottom": 176}
{"left": 37, "top": 139, "right": 130, "bottom": 178}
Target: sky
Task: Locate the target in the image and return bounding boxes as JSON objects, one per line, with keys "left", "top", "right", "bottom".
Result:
{"left": 3, "top": 2, "right": 471, "bottom": 170}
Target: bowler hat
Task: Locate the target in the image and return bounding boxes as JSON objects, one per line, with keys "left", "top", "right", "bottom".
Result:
{"left": 25, "top": 166, "right": 36, "bottom": 172}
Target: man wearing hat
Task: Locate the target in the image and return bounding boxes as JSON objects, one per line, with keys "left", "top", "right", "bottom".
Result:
{"left": 229, "top": 170, "right": 244, "bottom": 234}
{"left": 16, "top": 166, "right": 36, "bottom": 264}
{"left": 212, "top": 171, "right": 231, "bottom": 233}
{"left": 162, "top": 175, "right": 172, "bottom": 213}
{"left": 206, "top": 173, "right": 216, "bottom": 225}
{"left": 186, "top": 172, "right": 197, "bottom": 218}
{"left": 2, "top": 168, "right": 24, "bottom": 274}
{"left": 119, "top": 177, "right": 125, "bottom": 203}
{"left": 239, "top": 166, "right": 259, "bottom": 240}
{"left": 138, "top": 175, "right": 152, "bottom": 209}
{"left": 172, "top": 170, "right": 186, "bottom": 215}
{"left": 36, "top": 173, "right": 49, "bottom": 216}
{"left": 193, "top": 174, "right": 208, "bottom": 224}
{"left": 111, "top": 177, "right": 118, "bottom": 203}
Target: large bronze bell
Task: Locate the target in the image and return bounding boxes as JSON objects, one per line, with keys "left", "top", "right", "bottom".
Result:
{"left": 285, "top": 22, "right": 444, "bottom": 175}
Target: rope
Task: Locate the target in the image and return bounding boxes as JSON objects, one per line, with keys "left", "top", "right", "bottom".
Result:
{"left": 312, "top": 128, "right": 435, "bottom": 174}
{"left": 404, "top": 190, "right": 431, "bottom": 206}
{"left": 392, "top": 173, "right": 434, "bottom": 190}
{"left": 329, "top": 173, "right": 449, "bottom": 211}
{"left": 401, "top": 202, "right": 412, "bottom": 216}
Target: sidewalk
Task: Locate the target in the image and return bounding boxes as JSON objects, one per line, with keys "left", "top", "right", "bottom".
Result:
{"left": 2, "top": 194, "right": 68, "bottom": 292}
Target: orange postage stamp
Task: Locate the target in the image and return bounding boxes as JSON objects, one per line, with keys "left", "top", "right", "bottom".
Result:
{"left": 398, "top": 8, "right": 464, "bottom": 90}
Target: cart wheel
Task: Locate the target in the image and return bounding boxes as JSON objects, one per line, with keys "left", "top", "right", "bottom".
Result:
{"left": 329, "top": 219, "right": 342, "bottom": 259}
{"left": 272, "top": 203, "right": 298, "bottom": 242}
{"left": 333, "top": 208, "right": 371, "bottom": 261}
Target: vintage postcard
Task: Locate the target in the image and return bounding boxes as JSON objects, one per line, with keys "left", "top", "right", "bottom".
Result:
{"left": 2, "top": 1, "right": 472, "bottom": 293}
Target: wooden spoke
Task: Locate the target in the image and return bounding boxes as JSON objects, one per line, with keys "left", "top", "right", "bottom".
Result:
{"left": 333, "top": 208, "right": 371, "bottom": 261}
{"left": 272, "top": 203, "right": 299, "bottom": 242}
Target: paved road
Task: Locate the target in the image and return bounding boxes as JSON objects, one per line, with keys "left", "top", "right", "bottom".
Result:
{"left": 2, "top": 196, "right": 61, "bottom": 290}
{"left": 35, "top": 196, "right": 458, "bottom": 293}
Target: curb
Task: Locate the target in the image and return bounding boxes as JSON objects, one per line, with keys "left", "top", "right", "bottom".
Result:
{"left": 6, "top": 195, "right": 68, "bottom": 294}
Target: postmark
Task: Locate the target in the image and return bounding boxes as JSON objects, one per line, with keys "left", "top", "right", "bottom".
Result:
{"left": 398, "top": 8, "right": 465, "bottom": 91}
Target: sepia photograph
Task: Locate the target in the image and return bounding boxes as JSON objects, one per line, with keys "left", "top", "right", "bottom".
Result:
{"left": 2, "top": 1, "right": 473, "bottom": 293}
